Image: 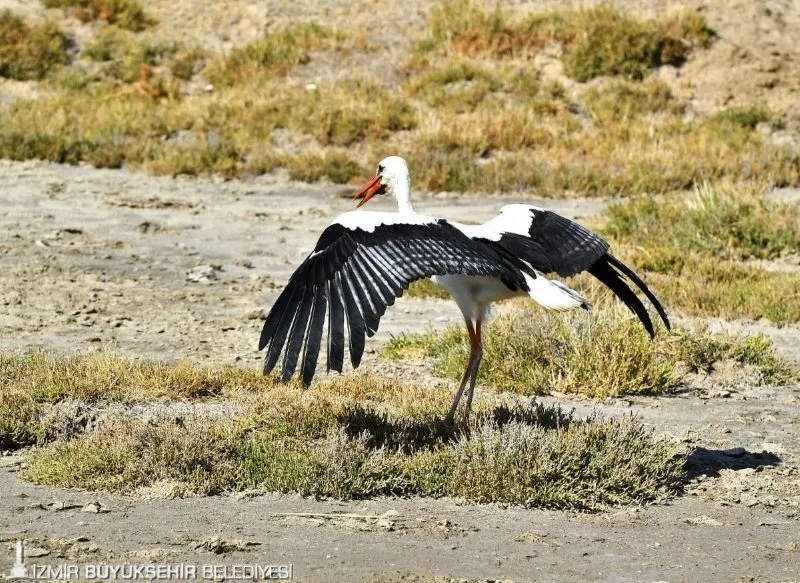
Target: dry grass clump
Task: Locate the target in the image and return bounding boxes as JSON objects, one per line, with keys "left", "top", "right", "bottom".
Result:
{"left": 424, "top": 0, "right": 713, "bottom": 81}
{"left": 82, "top": 27, "right": 202, "bottom": 85}
{"left": 0, "top": 390, "right": 42, "bottom": 449}
{"left": 205, "top": 24, "right": 354, "bottom": 87}
{"left": 40, "top": 0, "right": 152, "bottom": 31}
{"left": 599, "top": 185, "right": 800, "bottom": 323}
{"left": 559, "top": 6, "right": 713, "bottom": 81}
{"left": 0, "top": 10, "right": 69, "bottom": 80}
{"left": 604, "top": 185, "right": 800, "bottom": 261}
{"left": 297, "top": 78, "right": 417, "bottom": 146}
{"left": 7, "top": 350, "right": 684, "bottom": 508}
{"left": 582, "top": 78, "right": 680, "bottom": 122}
{"left": 25, "top": 409, "right": 682, "bottom": 508}
{"left": 711, "top": 104, "right": 774, "bottom": 130}
{"left": 284, "top": 150, "right": 366, "bottom": 184}
{"left": 383, "top": 306, "right": 796, "bottom": 396}
{"left": 0, "top": 74, "right": 408, "bottom": 177}
{"left": 632, "top": 257, "right": 800, "bottom": 325}
{"left": 0, "top": 349, "right": 264, "bottom": 404}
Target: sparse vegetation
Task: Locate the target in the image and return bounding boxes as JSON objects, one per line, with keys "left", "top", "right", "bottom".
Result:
{"left": 424, "top": 0, "right": 713, "bottom": 81}
{"left": 285, "top": 150, "right": 366, "bottom": 184}
{"left": 383, "top": 306, "right": 797, "bottom": 396}
{"left": 599, "top": 185, "right": 800, "bottom": 323}
{"left": 41, "top": 0, "right": 153, "bottom": 31}
{"left": 205, "top": 24, "right": 349, "bottom": 86}
{"left": 83, "top": 28, "right": 196, "bottom": 85}
{"left": 0, "top": 389, "right": 42, "bottom": 449}
{"left": 0, "top": 10, "right": 68, "bottom": 80}
{"left": 0, "top": 2, "right": 797, "bottom": 194}
{"left": 604, "top": 185, "right": 800, "bottom": 261}
{"left": 8, "top": 350, "right": 684, "bottom": 509}
{"left": 629, "top": 258, "right": 800, "bottom": 324}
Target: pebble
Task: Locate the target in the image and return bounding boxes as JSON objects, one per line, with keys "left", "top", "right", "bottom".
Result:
{"left": 186, "top": 265, "right": 220, "bottom": 284}
{"left": 81, "top": 501, "right": 110, "bottom": 514}
{"left": 26, "top": 547, "right": 50, "bottom": 558}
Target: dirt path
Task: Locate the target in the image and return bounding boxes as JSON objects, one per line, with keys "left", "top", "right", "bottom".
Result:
{"left": 0, "top": 160, "right": 799, "bottom": 582}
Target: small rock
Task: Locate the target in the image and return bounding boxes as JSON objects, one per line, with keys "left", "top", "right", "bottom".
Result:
{"left": 723, "top": 447, "right": 747, "bottom": 457}
{"left": 186, "top": 265, "right": 220, "bottom": 284}
{"left": 43, "top": 501, "right": 81, "bottom": 511}
{"left": 376, "top": 518, "right": 395, "bottom": 531}
{"left": 380, "top": 509, "right": 400, "bottom": 518}
{"left": 26, "top": 547, "right": 50, "bottom": 558}
{"left": 81, "top": 501, "right": 109, "bottom": 514}
{"left": 194, "top": 536, "right": 261, "bottom": 554}
{"left": 246, "top": 308, "right": 265, "bottom": 320}
{"left": 686, "top": 515, "right": 723, "bottom": 526}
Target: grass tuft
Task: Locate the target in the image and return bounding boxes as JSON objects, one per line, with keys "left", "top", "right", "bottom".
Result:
{"left": 599, "top": 184, "right": 800, "bottom": 323}
{"left": 5, "top": 350, "right": 684, "bottom": 508}
{"left": 205, "top": 24, "right": 348, "bottom": 86}
{"left": 0, "top": 390, "right": 42, "bottom": 449}
{"left": 603, "top": 185, "right": 800, "bottom": 261}
{"left": 0, "top": 10, "right": 68, "bottom": 80}
{"left": 561, "top": 6, "right": 713, "bottom": 81}
{"left": 41, "top": 0, "right": 153, "bottom": 31}
{"left": 425, "top": 1, "right": 713, "bottom": 81}
{"left": 0, "top": 349, "right": 248, "bottom": 404}
{"left": 285, "top": 150, "right": 366, "bottom": 184}
{"left": 383, "top": 305, "right": 797, "bottom": 396}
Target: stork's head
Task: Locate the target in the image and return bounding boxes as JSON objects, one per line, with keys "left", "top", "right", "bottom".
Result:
{"left": 354, "top": 156, "right": 410, "bottom": 208}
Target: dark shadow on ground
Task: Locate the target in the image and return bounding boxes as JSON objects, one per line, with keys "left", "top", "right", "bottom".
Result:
{"left": 686, "top": 447, "right": 781, "bottom": 479}
{"left": 338, "top": 398, "right": 574, "bottom": 453}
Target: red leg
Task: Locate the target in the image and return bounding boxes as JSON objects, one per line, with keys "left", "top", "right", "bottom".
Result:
{"left": 444, "top": 318, "right": 478, "bottom": 426}
{"left": 462, "top": 318, "right": 483, "bottom": 422}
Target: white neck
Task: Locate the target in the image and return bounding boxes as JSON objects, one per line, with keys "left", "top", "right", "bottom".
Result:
{"left": 394, "top": 175, "right": 415, "bottom": 215}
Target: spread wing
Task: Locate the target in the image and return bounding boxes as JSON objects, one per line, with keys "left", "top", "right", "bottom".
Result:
{"left": 258, "top": 212, "right": 527, "bottom": 386}
{"left": 482, "top": 204, "right": 670, "bottom": 337}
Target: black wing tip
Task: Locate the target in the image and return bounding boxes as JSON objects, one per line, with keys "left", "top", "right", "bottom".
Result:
{"left": 588, "top": 257, "right": 656, "bottom": 338}
{"left": 604, "top": 253, "right": 671, "bottom": 332}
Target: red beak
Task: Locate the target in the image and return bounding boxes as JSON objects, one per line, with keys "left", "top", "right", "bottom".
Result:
{"left": 354, "top": 176, "right": 382, "bottom": 208}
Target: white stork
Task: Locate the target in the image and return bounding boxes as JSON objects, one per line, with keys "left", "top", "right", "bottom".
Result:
{"left": 259, "top": 156, "right": 670, "bottom": 424}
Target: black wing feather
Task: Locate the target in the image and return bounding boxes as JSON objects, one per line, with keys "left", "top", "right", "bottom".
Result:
{"left": 588, "top": 259, "right": 655, "bottom": 338}
{"left": 326, "top": 278, "right": 345, "bottom": 373}
{"left": 489, "top": 206, "right": 669, "bottom": 337}
{"left": 262, "top": 285, "right": 302, "bottom": 374}
{"left": 301, "top": 285, "right": 328, "bottom": 386}
{"left": 605, "top": 254, "right": 670, "bottom": 330}
{"left": 339, "top": 269, "right": 367, "bottom": 368}
{"left": 281, "top": 285, "right": 314, "bottom": 382}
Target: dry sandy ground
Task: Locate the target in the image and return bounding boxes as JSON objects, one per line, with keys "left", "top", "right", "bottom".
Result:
{"left": 0, "top": 160, "right": 798, "bottom": 582}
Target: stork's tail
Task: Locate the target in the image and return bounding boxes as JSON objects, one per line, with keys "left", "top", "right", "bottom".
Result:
{"left": 525, "top": 273, "right": 589, "bottom": 312}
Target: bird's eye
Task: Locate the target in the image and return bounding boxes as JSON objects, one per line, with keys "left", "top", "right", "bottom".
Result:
{"left": 377, "top": 164, "right": 384, "bottom": 174}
